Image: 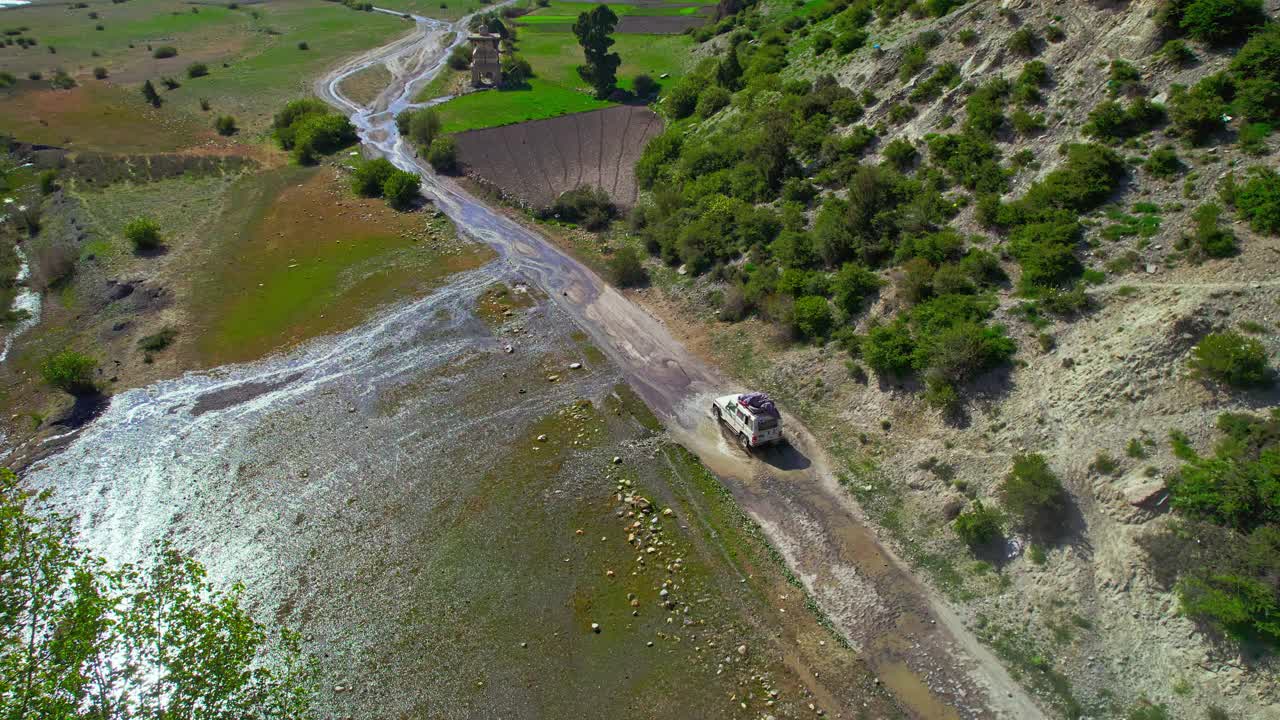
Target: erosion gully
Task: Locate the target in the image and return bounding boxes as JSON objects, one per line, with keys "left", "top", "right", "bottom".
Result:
{"left": 18, "top": 10, "right": 1041, "bottom": 720}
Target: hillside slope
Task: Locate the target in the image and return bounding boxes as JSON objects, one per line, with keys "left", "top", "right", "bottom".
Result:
{"left": 617, "top": 0, "right": 1280, "bottom": 717}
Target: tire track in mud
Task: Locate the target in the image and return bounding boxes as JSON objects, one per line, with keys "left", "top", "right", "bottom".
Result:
{"left": 608, "top": 106, "right": 634, "bottom": 198}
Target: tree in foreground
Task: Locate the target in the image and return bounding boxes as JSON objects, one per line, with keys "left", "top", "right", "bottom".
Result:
{"left": 39, "top": 350, "right": 97, "bottom": 395}
{"left": 0, "top": 468, "right": 315, "bottom": 718}
{"left": 573, "top": 4, "right": 621, "bottom": 99}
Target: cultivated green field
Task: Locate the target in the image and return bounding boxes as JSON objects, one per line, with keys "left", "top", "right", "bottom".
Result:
{"left": 0, "top": 0, "right": 408, "bottom": 133}
{"left": 430, "top": 11, "right": 695, "bottom": 132}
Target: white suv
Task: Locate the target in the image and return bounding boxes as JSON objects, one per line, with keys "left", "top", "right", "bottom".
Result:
{"left": 712, "top": 393, "right": 783, "bottom": 449}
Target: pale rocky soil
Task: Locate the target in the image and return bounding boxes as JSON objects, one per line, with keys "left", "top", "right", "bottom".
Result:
{"left": 639, "top": 0, "right": 1280, "bottom": 717}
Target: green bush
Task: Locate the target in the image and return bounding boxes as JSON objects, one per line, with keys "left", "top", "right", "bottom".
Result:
{"left": 427, "top": 136, "right": 458, "bottom": 173}
{"left": 1168, "top": 78, "right": 1230, "bottom": 144}
{"left": 999, "top": 453, "right": 1066, "bottom": 533}
{"left": 292, "top": 113, "right": 356, "bottom": 163}
{"left": 92, "top": 66, "right": 108, "bottom": 79}
{"left": 381, "top": 169, "right": 420, "bottom": 210}
{"left": 954, "top": 501, "right": 1004, "bottom": 547}
{"left": 831, "top": 262, "right": 881, "bottom": 315}
{"left": 39, "top": 170, "right": 57, "bottom": 194}
{"left": 696, "top": 86, "right": 731, "bottom": 118}
{"left": 1192, "top": 202, "right": 1238, "bottom": 257}
{"left": 1145, "top": 146, "right": 1182, "bottom": 178}
{"left": 447, "top": 44, "right": 471, "bottom": 70}
{"left": 1158, "top": 39, "right": 1197, "bottom": 66}
{"left": 186, "top": 62, "right": 207, "bottom": 78}
{"left": 543, "top": 185, "right": 617, "bottom": 231}
{"left": 40, "top": 350, "right": 97, "bottom": 395}
{"left": 1006, "top": 27, "right": 1038, "bottom": 56}
{"left": 352, "top": 157, "right": 396, "bottom": 197}
{"left": 608, "top": 245, "right": 648, "bottom": 287}
{"left": 881, "top": 137, "right": 916, "bottom": 168}
{"left": 124, "top": 216, "right": 162, "bottom": 251}
{"left": 214, "top": 115, "right": 237, "bottom": 136}
{"left": 664, "top": 78, "right": 700, "bottom": 119}
{"left": 793, "top": 295, "right": 833, "bottom": 340}
{"left": 1172, "top": 0, "right": 1265, "bottom": 45}
{"left": 1235, "top": 166, "right": 1280, "bottom": 235}
{"left": 152, "top": 45, "right": 177, "bottom": 58}
{"left": 862, "top": 320, "right": 915, "bottom": 376}
{"left": 1190, "top": 331, "right": 1271, "bottom": 387}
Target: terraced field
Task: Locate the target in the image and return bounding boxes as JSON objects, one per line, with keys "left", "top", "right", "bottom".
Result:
{"left": 452, "top": 104, "right": 662, "bottom": 208}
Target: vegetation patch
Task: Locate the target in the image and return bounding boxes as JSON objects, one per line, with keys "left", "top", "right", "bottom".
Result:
{"left": 191, "top": 166, "right": 492, "bottom": 365}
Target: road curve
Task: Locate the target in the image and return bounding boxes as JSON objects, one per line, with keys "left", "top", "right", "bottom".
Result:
{"left": 315, "top": 19, "right": 1046, "bottom": 720}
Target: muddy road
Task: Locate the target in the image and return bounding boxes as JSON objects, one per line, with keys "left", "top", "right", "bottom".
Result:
{"left": 315, "top": 12, "right": 1045, "bottom": 720}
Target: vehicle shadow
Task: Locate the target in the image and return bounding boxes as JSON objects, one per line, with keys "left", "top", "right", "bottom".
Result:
{"left": 713, "top": 420, "right": 812, "bottom": 470}
{"left": 756, "top": 441, "right": 812, "bottom": 471}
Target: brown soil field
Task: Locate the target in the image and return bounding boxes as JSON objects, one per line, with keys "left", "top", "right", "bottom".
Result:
{"left": 616, "top": 15, "right": 706, "bottom": 34}
{"left": 452, "top": 104, "right": 662, "bottom": 209}
{"left": 0, "top": 81, "right": 210, "bottom": 153}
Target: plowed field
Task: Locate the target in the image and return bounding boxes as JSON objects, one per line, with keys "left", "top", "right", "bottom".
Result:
{"left": 453, "top": 105, "right": 662, "bottom": 209}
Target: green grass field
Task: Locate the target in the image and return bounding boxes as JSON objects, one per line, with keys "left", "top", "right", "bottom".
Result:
{"left": 0, "top": 0, "right": 408, "bottom": 133}
{"left": 430, "top": 20, "right": 693, "bottom": 132}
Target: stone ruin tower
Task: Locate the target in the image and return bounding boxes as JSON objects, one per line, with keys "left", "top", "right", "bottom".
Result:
{"left": 469, "top": 32, "right": 500, "bottom": 88}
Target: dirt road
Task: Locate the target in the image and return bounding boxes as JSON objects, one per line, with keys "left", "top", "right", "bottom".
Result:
{"left": 315, "top": 13, "right": 1047, "bottom": 720}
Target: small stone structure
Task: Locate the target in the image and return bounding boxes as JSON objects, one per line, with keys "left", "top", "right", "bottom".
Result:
{"left": 469, "top": 33, "right": 500, "bottom": 88}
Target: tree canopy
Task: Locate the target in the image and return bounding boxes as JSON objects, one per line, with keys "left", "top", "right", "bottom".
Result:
{"left": 0, "top": 469, "right": 315, "bottom": 719}
{"left": 573, "top": 5, "right": 621, "bottom": 99}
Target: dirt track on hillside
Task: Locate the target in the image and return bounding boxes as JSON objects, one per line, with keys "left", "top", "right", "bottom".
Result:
{"left": 315, "top": 13, "right": 1047, "bottom": 719}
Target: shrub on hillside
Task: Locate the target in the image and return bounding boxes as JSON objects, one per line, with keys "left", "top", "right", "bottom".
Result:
{"left": 954, "top": 501, "right": 1003, "bottom": 547}
{"left": 124, "top": 216, "right": 162, "bottom": 251}
{"left": 792, "top": 295, "right": 833, "bottom": 340}
{"left": 1190, "top": 331, "right": 1271, "bottom": 387}
{"left": 999, "top": 453, "right": 1066, "bottom": 534}
{"left": 1141, "top": 412, "right": 1280, "bottom": 647}
{"left": 427, "top": 136, "right": 458, "bottom": 173}
{"left": 93, "top": 66, "right": 108, "bottom": 79}
{"left": 1163, "top": 0, "right": 1266, "bottom": 46}
{"left": 862, "top": 320, "right": 915, "bottom": 376}
{"left": 352, "top": 157, "right": 396, "bottom": 197}
{"left": 381, "top": 169, "right": 420, "bottom": 210}
{"left": 1168, "top": 78, "right": 1230, "bottom": 144}
{"left": 607, "top": 245, "right": 648, "bottom": 287}
{"left": 1006, "top": 27, "right": 1038, "bottom": 57}
{"left": 1191, "top": 202, "right": 1238, "bottom": 257}
{"left": 186, "top": 62, "right": 207, "bottom": 78}
{"left": 696, "top": 86, "right": 731, "bottom": 118}
{"left": 1144, "top": 146, "right": 1182, "bottom": 178}
{"left": 831, "top": 262, "right": 881, "bottom": 315}
{"left": 1235, "top": 166, "right": 1280, "bottom": 235}
{"left": 40, "top": 350, "right": 97, "bottom": 395}
{"left": 152, "top": 45, "right": 177, "bottom": 59}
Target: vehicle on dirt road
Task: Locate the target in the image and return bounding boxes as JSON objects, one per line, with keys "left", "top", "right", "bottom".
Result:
{"left": 712, "top": 392, "right": 783, "bottom": 450}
